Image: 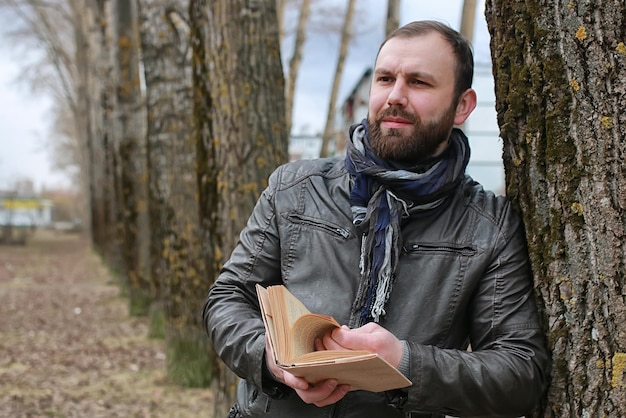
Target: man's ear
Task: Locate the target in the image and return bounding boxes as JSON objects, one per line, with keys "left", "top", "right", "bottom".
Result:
{"left": 453, "top": 88, "right": 477, "bottom": 126}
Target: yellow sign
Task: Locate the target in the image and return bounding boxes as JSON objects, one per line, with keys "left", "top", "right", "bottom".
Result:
{"left": 2, "top": 199, "right": 41, "bottom": 210}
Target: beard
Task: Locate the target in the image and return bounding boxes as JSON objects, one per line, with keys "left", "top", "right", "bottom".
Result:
{"left": 367, "top": 104, "right": 456, "bottom": 164}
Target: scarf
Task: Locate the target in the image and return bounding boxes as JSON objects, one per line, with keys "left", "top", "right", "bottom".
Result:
{"left": 345, "top": 120, "right": 470, "bottom": 327}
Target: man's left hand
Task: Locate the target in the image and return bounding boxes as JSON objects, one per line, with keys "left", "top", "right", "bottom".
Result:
{"left": 317, "top": 323, "right": 404, "bottom": 368}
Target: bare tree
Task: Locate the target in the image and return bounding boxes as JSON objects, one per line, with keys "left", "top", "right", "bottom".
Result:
{"left": 486, "top": 0, "right": 626, "bottom": 415}
{"left": 284, "top": 0, "right": 311, "bottom": 136}
{"left": 138, "top": 0, "right": 211, "bottom": 387}
{"left": 276, "top": 0, "right": 286, "bottom": 40}
{"left": 385, "top": 0, "right": 399, "bottom": 36}
{"left": 112, "top": 0, "right": 151, "bottom": 315}
{"left": 319, "top": 0, "right": 355, "bottom": 158}
{"left": 459, "top": 0, "right": 477, "bottom": 43}
{"left": 204, "top": 0, "right": 288, "bottom": 413}
{"left": 2, "top": 0, "right": 118, "bottom": 261}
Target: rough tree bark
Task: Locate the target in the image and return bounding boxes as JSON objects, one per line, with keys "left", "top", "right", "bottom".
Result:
{"left": 138, "top": 0, "right": 211, "bottom": 387}
{"left": 112, "top": 0, "right": 151, "bottom": 315}
{"left": 73, "top": 0, "right": 115, "bottom": 263}
{"left": 204, "top": 0, "right": 289, "bottom": 413}
{"left": 189, "top": 0, "right": 222, "bottom": 393}
{"left": 486, "top": 0, "right": 626, "bottom": 415}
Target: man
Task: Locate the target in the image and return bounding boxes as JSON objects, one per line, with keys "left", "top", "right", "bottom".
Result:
{"left": 204, "top": 20, "right": 549, "bottom": 417}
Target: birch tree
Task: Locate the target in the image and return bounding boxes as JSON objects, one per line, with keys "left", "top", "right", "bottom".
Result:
{"left": 486, "top": 0, "right": 626, "bottom": 415}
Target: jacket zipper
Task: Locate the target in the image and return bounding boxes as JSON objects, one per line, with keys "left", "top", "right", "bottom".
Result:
{"left": 287, "top": 213, "right": 351, "bottom": 239}
{"left": 403, "top": 243, "right": 476, "bottom": 256}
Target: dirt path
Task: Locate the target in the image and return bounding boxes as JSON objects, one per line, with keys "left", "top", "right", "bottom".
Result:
{"left": 0, "top": 230, "right": 213, "bottom": 418}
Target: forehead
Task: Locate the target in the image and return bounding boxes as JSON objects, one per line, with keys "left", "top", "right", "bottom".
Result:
{"left": 375, "top": 33, "right": 456, "bottom": 81}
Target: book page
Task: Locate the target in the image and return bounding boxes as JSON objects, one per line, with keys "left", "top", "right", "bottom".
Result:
{"left": 269, "top": 286, "right": 342, "bottom": 362}
{"left": 269, "top": 285, "right": 311, "bottom": 328}
{"left": 267, "top": 285, "right": 311, "bottom": 363}
{"left": 292, "top": 349, "right": 372, "bottom": 363}
{"left": 289, "top": 314, "right": 340, "bottom": 361}
{"left": 256, "top": 285, "right": 281, "bottom": 361}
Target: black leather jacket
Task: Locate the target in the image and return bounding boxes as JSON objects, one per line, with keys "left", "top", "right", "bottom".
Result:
{"left": 204, "top": 157, "right": 549, "bottom": 417}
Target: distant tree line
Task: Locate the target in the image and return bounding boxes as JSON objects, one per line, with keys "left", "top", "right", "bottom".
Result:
{"left": 0, "top": 0, "right": 368, "bottom": 414}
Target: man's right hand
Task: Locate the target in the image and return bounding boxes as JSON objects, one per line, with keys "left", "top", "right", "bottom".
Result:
{"left": 264, "top": 336, "right": 350, "bottom": 407}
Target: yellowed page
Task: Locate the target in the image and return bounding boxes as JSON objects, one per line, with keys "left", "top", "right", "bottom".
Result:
{"left": 256, "top": 284, "right": 282, "bottom": 362}
{"left": 269, "top": 285, "right": 311, "bottom": 329}
{"left": 289, "top": 314, "right": 340, "bottom": 360}
{"left": 293, "top": 349, "right": 371, "bottom": 363}
{"left": 266, "top": 285, "right": 311, "bottom": 363}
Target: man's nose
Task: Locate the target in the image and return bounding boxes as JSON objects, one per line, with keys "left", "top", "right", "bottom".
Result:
{"left": 387, "top": 82, "right": 408, "bottom": 107}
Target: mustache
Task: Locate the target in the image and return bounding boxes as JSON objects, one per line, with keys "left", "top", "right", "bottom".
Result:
{"left": 376, "top": 107, "right": 419, "bottom": 124}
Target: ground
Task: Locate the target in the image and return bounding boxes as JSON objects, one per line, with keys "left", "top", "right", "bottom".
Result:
{"left": 0, "top": 229, "right": 213, "bottom": 418}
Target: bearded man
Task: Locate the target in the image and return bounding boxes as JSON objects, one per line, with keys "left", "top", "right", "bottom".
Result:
{"left": 204, "top": 20, "right": 549, "bottom": 418}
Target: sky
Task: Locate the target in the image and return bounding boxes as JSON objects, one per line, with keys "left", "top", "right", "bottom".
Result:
{"left": 0, "top": 0, "right": 502, "bottom": 193}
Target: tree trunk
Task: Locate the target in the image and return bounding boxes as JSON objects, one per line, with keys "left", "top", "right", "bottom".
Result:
{"left": 1, "top": 0, "right": 109, "bottom": 254}
{"left": 205, "top": 0, "right": 289, "bottom": 413}
{"left": 138, "top": 0, "right": 211, "bottom": 387}
{"left": 284, "top": 0, "right": 311, "bottom": 136}
{"left": 276, "top": 0, "right": 286, "bottom": 42}
{"left": 485, "top": 0, "right": 626, "bottom": 415}
{"left": 319, "top": 0, "right": 355, "bottom": 158}
{"left": 112, "top": 0, "right": 151, "bottom": 315}
{"left": 385, "top": 0, "right": 399, "bottom": 37}
{"left": 190, "top": 0, "right": 222, "bottom": 397}
{"left": 459, "top": 0, "right": 477, "bottom": 43}
{"left": 68, "top": 0, "right": 117, "bottom": 265}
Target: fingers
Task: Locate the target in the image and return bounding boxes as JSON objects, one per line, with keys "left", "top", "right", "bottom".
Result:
{"left": 285, "top": 372, "right": 350, "bottom": 407}
{"left": 265, "top": 337, "right": 286, "bottom": 384}
{"left": 294, "top": 379, "right": 350, "bottom": 407}
{"left": 274, "top": 335, "right": 351, "bottom": 407}
{"left": 282, "top": 370, "right": 311, "bottom": 390}
{"left": 321, "top": 331, "right": 348, "bottom": 351}
{"left": 314, "top": 337, "right": 325, "bottom": 351}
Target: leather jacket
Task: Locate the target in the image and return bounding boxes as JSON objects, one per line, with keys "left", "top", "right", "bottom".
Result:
{"left": 204, "top": 157, "right": 549, "bottom": 417}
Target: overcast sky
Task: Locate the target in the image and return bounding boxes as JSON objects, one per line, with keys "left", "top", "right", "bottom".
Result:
{"left": 0, "top": 0, "right": 499, "bottom": 193}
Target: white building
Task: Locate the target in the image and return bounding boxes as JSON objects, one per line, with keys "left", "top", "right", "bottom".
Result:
{"left": 0, "top": 195, "right": 54, "bottom": 228}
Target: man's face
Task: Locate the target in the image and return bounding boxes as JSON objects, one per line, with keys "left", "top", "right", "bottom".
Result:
{"left": 367, "top": 33, "right": 466, "bottom": 163}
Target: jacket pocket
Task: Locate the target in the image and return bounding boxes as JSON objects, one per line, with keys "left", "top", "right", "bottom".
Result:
{"left": 286, "top": 213, "right": 351, "bottom": 239}
{"left": 236, "top": 380, "right": 270, "bottom": 416}
{"left": 402, "top": 242, "right": 477, "bottom": 257}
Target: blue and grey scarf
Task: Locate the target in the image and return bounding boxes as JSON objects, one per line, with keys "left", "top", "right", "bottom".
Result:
{"left": 345, "top": 120, "right": 470, "bottom": 326}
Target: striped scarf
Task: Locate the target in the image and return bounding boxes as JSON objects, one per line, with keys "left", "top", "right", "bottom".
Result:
{"left": 345, "top": 121, "right": 470, "bottom": 326}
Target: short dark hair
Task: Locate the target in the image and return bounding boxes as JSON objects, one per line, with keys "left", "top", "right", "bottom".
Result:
{"left": 378, "top": 20, "right": 474, "bottom": 102}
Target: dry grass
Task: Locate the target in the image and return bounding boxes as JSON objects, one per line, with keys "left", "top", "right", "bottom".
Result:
{"left": 0, "top": 230, "right": 213, "bottom": 418}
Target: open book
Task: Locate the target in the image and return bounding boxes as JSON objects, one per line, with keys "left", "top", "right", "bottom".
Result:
{"left": 256, "top": 284, "right": 411, "bottom": 393}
